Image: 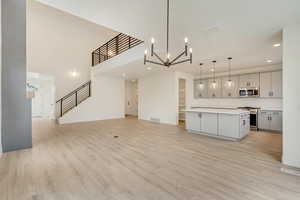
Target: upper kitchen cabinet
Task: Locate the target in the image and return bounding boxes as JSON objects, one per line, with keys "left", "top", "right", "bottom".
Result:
{"left": 221, "top": 76, "right": 239, "bottom": 98}
{"left": 194, "top": 79, "right": 208, "bottom": 98}
{"left": 239, "top": 73, "right": 259, "bottom": 88}
{"left": 208, "top": 78, "right": 222, "bottom": 98}
{"left": 260, "top": 71, "right": 282, "bottom": 98}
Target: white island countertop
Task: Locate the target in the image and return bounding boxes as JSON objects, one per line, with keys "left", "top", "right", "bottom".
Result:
{"left": 185, "top": 108, "right": 250, "bottom": 115}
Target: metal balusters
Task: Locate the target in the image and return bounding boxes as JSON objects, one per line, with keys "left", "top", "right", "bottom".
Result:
{"left": 91, "top": 33, "right": 143, "bottom": 66}
{"left": 56, "top": 81, "right": 91, "bottom": 117}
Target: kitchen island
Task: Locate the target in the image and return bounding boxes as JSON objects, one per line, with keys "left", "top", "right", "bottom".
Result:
{"left": 185, "top": 108, "right": 250, "bottom": 141}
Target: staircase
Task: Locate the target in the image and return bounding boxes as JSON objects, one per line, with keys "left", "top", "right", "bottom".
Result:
{"left": 56, "top": 33, "right": 143, "bottom": 118}
{"left": 56, "top": 81, "right": 91, "bottom": 117}
{"left": 92, "top": 33, "right": 143, "bottom": 66}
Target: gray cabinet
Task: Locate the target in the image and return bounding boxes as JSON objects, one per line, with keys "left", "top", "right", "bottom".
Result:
{"left": 201, "top": 113, "right": 218, "bottom": 135}
{"left": 218, "top": 113, "right": 250, "bottom": 139}
{"left": 258, "top": 110, "right": 282, "bottom": 132}
{"left": 208, "top": 78, "right": 222, "bottom": 98}
{"left": 239, "top": 73, "right": 259, "bottom": 88}
{"left": 260, "top": 71, "right": 282, "bottom": 98}
{"left": 272, "top": 71, "right": 282, "bottom": 98}
{"left": 270, "top": 111, "right": 282, "bottom": 132}
{"left": 194, "top": 79, "right": 208, "bottom": 98}
{"left": 218, "top": 114, "right": 240, "bottom": 138}
{"left": 221, "top": 76, "right": 239, "bottom": 98}
{"left": 186, "top": 112, "right": 201, "bottom": 131}
{"left": 186, "top": 112, "right": 218, "bottom": 135}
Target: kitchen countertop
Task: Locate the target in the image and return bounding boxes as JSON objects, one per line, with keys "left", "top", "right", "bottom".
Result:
{"left": 185, "top": 108, "right": 250, "bottom": 115}
{"left": 260, "top": 108, "right": 283, "bottom": 111}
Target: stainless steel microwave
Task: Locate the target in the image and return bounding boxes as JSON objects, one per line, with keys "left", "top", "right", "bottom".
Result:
{"left": 239, "top": 88, "right": 259, "bottom": 97}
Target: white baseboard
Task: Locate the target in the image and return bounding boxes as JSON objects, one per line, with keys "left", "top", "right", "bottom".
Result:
{"left": 281, "top": 167, "right": 300, "bottom": 177}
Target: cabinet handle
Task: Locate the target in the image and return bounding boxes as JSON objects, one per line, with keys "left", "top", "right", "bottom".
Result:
{"left": 270, "top": 116, "right": 272, "bottom": 121}
{"left": 228, "top": 93, "right": 231, "bottom": 97}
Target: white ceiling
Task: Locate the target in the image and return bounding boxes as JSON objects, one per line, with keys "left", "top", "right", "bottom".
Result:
{"left": 37, "top": 0, "right": 300, "bottom": 78}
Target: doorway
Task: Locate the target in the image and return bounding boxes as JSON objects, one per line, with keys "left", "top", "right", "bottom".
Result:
{"left": 27, "top": 73, "right": 56, "bottom": 119}
{"left": 125, "top": 80, "right": 138, "bottom": 118}
{"left": 178, "top": 79, "right": 186, "bottom": 127}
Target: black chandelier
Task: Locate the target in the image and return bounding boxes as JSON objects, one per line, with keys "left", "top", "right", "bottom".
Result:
{"left": 144, "top": 0, "right": 193, "bottom": 68}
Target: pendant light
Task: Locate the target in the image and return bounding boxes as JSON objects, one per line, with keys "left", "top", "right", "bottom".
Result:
{"left": 227, "top": 57, "right": 233, "bottom": 87}
{"left": 144, "top": 0, "right": 192, "bottom": 67}
{"left": 198, "top": 63, "right": 204, "bottom": 89}
{"left": 212, "top": 61, "right": 217, "bottom": 89}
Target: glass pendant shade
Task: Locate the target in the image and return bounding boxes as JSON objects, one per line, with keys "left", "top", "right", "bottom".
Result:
{"left": 227, "top": 57, "right": 233, "bottom": 87}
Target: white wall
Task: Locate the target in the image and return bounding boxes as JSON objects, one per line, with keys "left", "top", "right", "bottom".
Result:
{"left": 139, "top": 71, "right": 177, "bottom": 125}
{"left": 282, "top": 24, "right": 300, "bottom": 168}
{"left": 27, "top": 1, "right": 117, "bottom": 100}
{"left": 125, "top": 80, "right": 138, "bottom": 116}
{"left": 28, "top": 73, "right": 55, "bottom": 119}
{"left": 59, "top": 75, "right": 125, "bottom": 124}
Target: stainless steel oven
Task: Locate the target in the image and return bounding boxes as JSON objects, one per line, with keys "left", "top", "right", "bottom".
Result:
{"left": 239, "top": 88, "right": 259, "bottom": 97}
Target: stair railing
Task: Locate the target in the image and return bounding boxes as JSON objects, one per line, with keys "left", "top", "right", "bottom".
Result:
{"left": 92, "top": 33, "right": 143, "bottom": 66}
{"left": 56, "top": 81, "right": 91, "bottom": 117}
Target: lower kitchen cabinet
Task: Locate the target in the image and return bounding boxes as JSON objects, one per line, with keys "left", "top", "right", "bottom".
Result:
{"left": 185, "top": 110, "right": 250, "bottom": 140}
{"left": 258, "top": 110, "right": 282, "bottom": 132}
{"left": 201, "top": 113, "right": 218, "bottom": 135}
{"left": 185, "top": 112, "right": 218, "bottom": 135}
{"left": 185, "top": 112, "right": 201, "bottom": 131}
{"left": 218, "top": 113, "right": 249, "bottom": 139}
{"left": 218, "top": 114, "right": 240, "bottom": 138}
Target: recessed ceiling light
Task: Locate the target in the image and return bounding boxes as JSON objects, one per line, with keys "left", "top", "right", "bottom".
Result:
{"left": 147, "top": 67, "right": 152, "bottom": 71}
{"left": 273, "top": 43, "right": 281, "bottom": 47}
{"left": 267, "top": 59, "right": 273, "bottom": 63}
{"left": 211, "top": 68, "right": 215, "bottom": 72}
{"left": 122, "top": 73, "right": 126, "bottom": 77}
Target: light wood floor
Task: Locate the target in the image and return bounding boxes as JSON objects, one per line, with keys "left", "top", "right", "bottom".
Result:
{"left": 1, "top": 118, "right": 300, "bottom": 200}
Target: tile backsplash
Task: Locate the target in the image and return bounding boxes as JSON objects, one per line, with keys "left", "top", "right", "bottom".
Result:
{"left": 191, "top": 98, "right": 282, "bottom": 110}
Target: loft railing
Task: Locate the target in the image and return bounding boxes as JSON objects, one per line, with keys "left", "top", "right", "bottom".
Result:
{"left": 56, "top": 81, "right": 91, "bottom": 117}
{"left": 92, "top": 33, "right": 143, "bottom": 66}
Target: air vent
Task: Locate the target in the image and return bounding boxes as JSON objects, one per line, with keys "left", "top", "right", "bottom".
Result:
{"left": 150, "top": 118, "right": 161, "bottom": 123}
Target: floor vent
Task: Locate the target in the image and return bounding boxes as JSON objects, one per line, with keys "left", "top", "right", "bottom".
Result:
{"left": 150, "top": 118, "right": 161, "bottom": 123}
